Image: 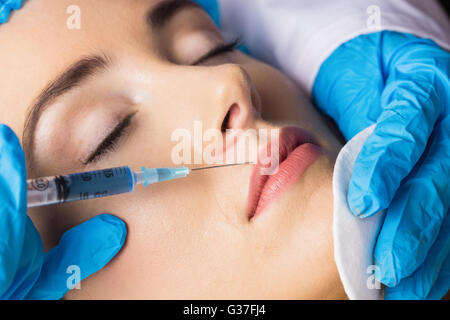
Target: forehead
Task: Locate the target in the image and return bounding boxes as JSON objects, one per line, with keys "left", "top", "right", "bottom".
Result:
{"left": 0, "top": 0, "right": 162, "bottom": 136}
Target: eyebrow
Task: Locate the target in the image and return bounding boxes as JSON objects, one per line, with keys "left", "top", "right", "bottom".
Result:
{"left": 23, "top": 54, "right": 112, "bottom": 166}
{"left": 147, "top": 0, "right": 201, "bottom": 29}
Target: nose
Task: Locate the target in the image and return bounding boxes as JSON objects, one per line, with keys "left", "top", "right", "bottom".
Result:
{"left": 208, "top": 64, "right": 261, "bottom": 132}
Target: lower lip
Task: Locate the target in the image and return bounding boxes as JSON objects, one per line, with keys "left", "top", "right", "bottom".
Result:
{"left": 249, "top": 142, "right": 322, "bottom": 220}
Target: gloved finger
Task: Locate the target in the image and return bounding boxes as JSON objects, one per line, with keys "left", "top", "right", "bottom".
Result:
{"left": 312, "top": 32, "right": 385, "bottom": 140}
{"left": 374, "top": 116, "right": 450, "bottom": 287}
{"left": 382, "top": 210, "right": 450, "bottom": 300}
{"left": 0, "top": 124, "right": 27, "bottom": 215}
{"left": 0, "top": 124, "right": 30, "bottom": 295}
{"left": 347, "top": 81, "right": 441, "bottom": 218}
{"left": 2, "top": 217, "right": 44, "bottom": 300}
{"left": 25, "top": 214, "right": 127, "bottom": 300}
{"left": 0, "top": 0, "right": 22, "bottom": 24}
{"left": 426, "top": 254, "right": 450, "bottom": 300}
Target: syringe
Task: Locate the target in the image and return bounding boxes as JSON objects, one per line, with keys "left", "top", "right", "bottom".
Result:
{"left": 27, "top": 163, "right": 251, "bottom": 208}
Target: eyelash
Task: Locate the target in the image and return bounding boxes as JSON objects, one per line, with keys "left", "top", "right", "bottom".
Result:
{"left": 192, "top": 38, "right": 241, "bottom": 65}
{"left": 82, "top": 112, "right": 136, "bottom": 165}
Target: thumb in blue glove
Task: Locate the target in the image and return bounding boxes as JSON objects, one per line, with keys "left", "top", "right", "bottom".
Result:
{"left": 0, "top": 124, "right": 127, "bottom": 300}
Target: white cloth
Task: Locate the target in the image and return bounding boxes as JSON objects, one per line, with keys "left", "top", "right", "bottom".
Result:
{"left": 218, "top": 0, "right": 450, "bottom": 94}
{"left": 332, "top": 125, "right": 385, "bottom": 300}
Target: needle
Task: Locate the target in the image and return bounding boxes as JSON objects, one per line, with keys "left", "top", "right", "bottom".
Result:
{"left": 190, "top": 162, "right": 254, "bottom": 171}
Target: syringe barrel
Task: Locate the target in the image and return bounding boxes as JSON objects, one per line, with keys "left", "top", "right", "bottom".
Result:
{"left": 27, "top": 166, "right": 135, "bottom": 208}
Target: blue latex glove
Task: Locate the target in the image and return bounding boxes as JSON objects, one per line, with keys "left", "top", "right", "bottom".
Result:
{"left": 0, "top": 0, "right": 22, "bottom": 24}
{"left": 313, "top": 31, "right": 449, "bottom": 299}
{"left": 0, "top": 124, "right": 127, "bottom": 299}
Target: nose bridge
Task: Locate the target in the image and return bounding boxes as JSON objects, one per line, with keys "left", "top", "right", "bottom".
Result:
{"left": 214, "top": 64, "right": 254, "bottom": 107}
{"left": 213, "top": 64, "right": 250, "bottom": 101}
{"left": 205, "top": 64, "right": 259, "bottom": 130}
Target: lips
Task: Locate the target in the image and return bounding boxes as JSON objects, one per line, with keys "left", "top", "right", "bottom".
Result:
{"left": 247, "top": 127, "right": 322, "bottom": 220}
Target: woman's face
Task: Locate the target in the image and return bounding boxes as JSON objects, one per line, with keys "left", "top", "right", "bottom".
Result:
{"left": 0, "top": 0, "right": 345, "bottom": 298}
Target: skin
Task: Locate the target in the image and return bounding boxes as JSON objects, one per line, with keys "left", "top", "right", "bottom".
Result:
{"left": 0, "top": 0, "right": 347, "bottom": 299}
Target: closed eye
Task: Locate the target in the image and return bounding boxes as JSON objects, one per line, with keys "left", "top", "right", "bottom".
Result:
{"left": 191, "top": 38, "right": 241, "bottom": 66}
{"left": 82, "top": 112, "right": 137, "bottom": 165}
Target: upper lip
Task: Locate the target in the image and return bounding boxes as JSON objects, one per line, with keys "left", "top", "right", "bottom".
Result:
{"left": 246, "top": 126, "right": 320, "bottom": 220}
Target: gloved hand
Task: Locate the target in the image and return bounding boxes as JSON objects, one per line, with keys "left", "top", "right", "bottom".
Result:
{"left": 0, "top": 0, "right": 22, "bottom": 24}
{"left": 0, "top": 124, "right": 127, "bottom": 299}
{"left": 313, "top": 31, "right": 449, "bottom": 299}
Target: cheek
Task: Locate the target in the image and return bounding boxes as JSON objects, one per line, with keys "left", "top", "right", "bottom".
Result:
{"left": 55, "top": 193, "right": 196, "bottom": 297}
{"left": 242, "top": 59, "right": 306, "bottom": 123}
{"left": 61, "top": 186, "right": 247, "bottom": 298}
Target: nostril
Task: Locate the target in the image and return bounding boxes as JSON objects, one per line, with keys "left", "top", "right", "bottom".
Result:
{"left": 221, "top": 111, "right": 231, "bottom": 132}
{"left": 222, "top": 103, "right": 241, "bottom": 132}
